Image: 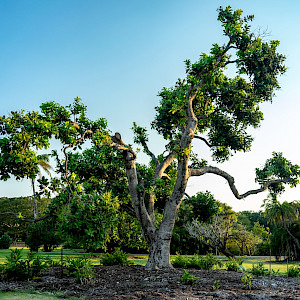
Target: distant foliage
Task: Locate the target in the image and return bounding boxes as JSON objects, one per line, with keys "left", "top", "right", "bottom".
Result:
{"left": 0, "top": 233, "right": 12, "bottom": 249}
{"left": 25, "top": 218, "right": 62, "bottom": 252}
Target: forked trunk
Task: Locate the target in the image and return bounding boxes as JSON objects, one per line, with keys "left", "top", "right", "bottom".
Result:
{"left": 145, "top": 233, "right": 173, "bottom": 270}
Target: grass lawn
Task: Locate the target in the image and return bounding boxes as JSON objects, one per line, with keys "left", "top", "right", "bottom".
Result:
{"left": 0, "top": 291, "right": 79, "bottom": 300}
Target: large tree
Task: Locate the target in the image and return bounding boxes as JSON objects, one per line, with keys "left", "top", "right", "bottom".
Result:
{"left": 1, "top": 6, "right": 300, "bottom": 269}
{"left": 108, "top": 7, "right": 299, "bottom": 269}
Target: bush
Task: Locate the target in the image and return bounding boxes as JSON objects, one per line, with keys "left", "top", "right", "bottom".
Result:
{"left": 288, "top": 264, "right": 300, "bottom": 278}
{"left": 65, "top": 256, "right": 95, "bottom": 284}
{"left": 1, "top": 249, "right": 51, "bottom": 281}
{"left": 172, "top": 253, "right": 222, "bottom": 270}
{"left": 249, "top": 262, "right": 270, "bottom": 276}
{"left": 100, "top": 248, "right": 133, "bottom": 266}
{"left": 0, "top": 233, "right": 12, "bottom": 249}
{"left": 225, "top": 257, "right": 246, "bottom": 272}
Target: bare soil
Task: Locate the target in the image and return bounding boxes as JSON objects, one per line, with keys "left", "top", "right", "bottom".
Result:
{"left": 0, "top": 265, "right": 300, "bottom": 299}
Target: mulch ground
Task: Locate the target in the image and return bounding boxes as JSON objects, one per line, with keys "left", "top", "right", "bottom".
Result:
{"left": 0, "top": 265, "right": 300, "bottom": 299}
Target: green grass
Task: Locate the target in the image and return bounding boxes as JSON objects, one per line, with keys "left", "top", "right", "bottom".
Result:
{"left": 0, "top": 291, "right": 80, "bottom": 299}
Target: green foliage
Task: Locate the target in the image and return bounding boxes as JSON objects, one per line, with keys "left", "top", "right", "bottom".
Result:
{"left": 1, "top": 249, "right": 51, "bottom": 281}
{"left": 100, "top": 248, "right": 133, "bottom": 266}
{"left": 172, "top": 192, "right": 220, "bottom": 255}
{"left": 288, "top": 264, "right": 300, "bottom": 278}
{"left": 25, "top": 218, "right": 62, "bottom": 252}
{"left": 225, "top": 257, "right": 246, "bottom": 272}
{"left": 213, "top": 280, "right": 220, "bottom": 290}
{"left": 152, "top": 6, "right": 286, "bottom": 162}
{"left": 178, "top": 270, "right": 199, "bottom": 285}
{"left": 60, "top": 192, "right": 120, "bottom": 252}
{"left": 256, "top": 152, "right": 300, "bottom": 195}
{"left": 185, "top": 192, "right": 221, "bottom": 223}
{"left": 0, "top": 233, "right": 12, "bottom": 249}
{"left": 0, "top": 196, "right": 50, "bottom": 241}
{"left": 249, "top": 262, "right": 270, "bottom": 276}
{"left": 65, "top": 256, "right": 95, "bottom": 284}
{"left": 241, "top": 273, "right": 252, "bottom": 290}
{"left": 172, "top": 253, "right": 222, "bottom": 270}
{"left": 0, "top": 97, "right": 109, "bottom": 181}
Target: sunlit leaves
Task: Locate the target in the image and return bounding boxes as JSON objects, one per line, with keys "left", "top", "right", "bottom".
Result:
{"left": 152, "top": 6, "right": 286, "bottom": 162}
{"left": 255, "top": 152, "right": 300, "bottom": 194}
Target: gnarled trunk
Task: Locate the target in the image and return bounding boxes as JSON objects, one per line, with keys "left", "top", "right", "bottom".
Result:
{"left": 145, "top": 232, "right": 173, "bottom": 270}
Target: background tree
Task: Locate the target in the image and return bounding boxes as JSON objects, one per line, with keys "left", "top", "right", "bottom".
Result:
{"left": 31, "top": 154, "right": 52, "bottom": 220}
{"left": 263, "top": 195, "right": 300, "bottom": 260}
{"left": 185, "top": 203, "right": 237, "bottom": 257}
{"left": 171, "top": 191, "right": 220, "bottom": 254}
{"left": 0, "top": 196, "right": 50, "bottom": 242}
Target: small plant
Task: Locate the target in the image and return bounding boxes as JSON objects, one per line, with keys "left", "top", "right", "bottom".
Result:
{"left": 288, "top": 264, "right": 300, "bottom": 278}
{"left": 225, "top": 257, "right": 245, "bottom": 272}
{"left": 100, "top": 248, "right": 133, "bottom": 266}
{"left": 271, "top": 268, "right": 280, "bottom": 276}
{"left": 65, "top": 256, "right": 95, "bottom": 284}
{"left": 213, "top": 280, "right": 220, "bottom": 290}
{"left": 179, "top": 270, "right": 199, "bottom": 285}
{"left": 0, "top": 233, "right": 12, "bottom": 249}
{"left": 249, "top": 262, "right": 270, "bottom": 276}
{"left": 241, "top": 273, "right": 252, "bottom": 290}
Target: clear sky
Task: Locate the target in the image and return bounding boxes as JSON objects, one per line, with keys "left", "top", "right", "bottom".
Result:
{"left": 1, "top": 0, "right": 300, "bottom": 212}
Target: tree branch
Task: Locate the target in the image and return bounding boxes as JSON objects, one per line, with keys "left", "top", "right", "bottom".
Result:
{"left": 194, "top": 135, "right": 217, "bottom": 148}
{"left": 0, "top": 212, "right": 49, "bottom": 223}
{"left": 189, "top": 166, "right": 293, "bottom": 199}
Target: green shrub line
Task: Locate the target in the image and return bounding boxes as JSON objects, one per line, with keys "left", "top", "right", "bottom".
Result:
{"left": 0, "top": 248, "right": 299, "bottom": 278}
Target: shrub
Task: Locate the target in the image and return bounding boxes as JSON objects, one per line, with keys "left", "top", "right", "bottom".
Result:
{"left": 65, "top": 256, "right": 95, "bottom": 284}
{"left": 225, "top": 257, "right": 246, "bottom": 272}
{"left": 179, "top": 270, "right": 199, "bottom": 285}
{"left": 249, "top": 262, "right": 270, "bottom": 276}
{"left": 100, "top": 248, "right": 133, "bottom": 266}
{"left": 172, "top": 253, "right": 222, "bottom": 270}
{"left": 172, "top": 254, "right": 188, "bottom": 268}
{"left": 1, "top": 249, "right": 51, "bottom": 281}
{"left": 288, "top": 264, "right": 300, "bottom": 278}
{"left": 0, "top": 233, "right": 12, "bottom": 249}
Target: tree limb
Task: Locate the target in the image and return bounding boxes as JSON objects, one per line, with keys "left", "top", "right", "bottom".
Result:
{"left": 189, "top": 166, "right": 293, "bottom": 199}
{"left": 194, "top": 135, "right": 217, "bottom": 148}
{"left": 0, "top": 212, "right": 49, "bottom": 223}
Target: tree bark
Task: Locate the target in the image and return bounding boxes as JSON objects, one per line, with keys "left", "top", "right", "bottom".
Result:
{"left": 31, "top": 178, "right": 37, "bottom": 220}
{"left": 145, "top": 231, "right": 173, "bottom": 270}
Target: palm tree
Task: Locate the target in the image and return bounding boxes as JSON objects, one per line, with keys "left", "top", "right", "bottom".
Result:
{"left": 31, "top": 154, "right": 52, "bottom": 220}
{"left": 263, "top": 194, "right": 300, "bottom": 252}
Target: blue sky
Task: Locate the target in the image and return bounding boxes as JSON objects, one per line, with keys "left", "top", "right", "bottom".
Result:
{"left": 1, "top": 0, "right": 300, "bottom": 211}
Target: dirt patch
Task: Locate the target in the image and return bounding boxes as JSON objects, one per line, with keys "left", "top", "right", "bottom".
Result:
{"left": 0, "top": 265, "right": 300, "bottom": 299}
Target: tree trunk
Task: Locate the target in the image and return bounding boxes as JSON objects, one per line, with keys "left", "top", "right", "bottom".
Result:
{"left": 145, "top": 232, "right": 173, "bottom": 270}
{"left": 31, "top": 178, "right": 37, "bottom": 220}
